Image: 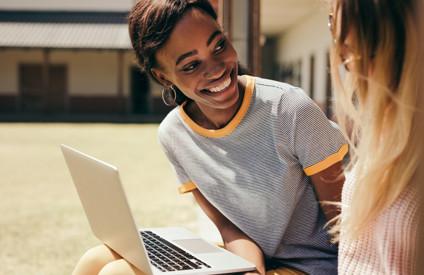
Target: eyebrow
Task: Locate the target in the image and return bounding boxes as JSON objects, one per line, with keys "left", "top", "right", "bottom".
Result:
{"left": 207, "top": 30, "right": 222, "bottom": 46}
{"left": 175, "top": 30, "right": 223, "bottom": 66}
{"left": 176, "top": 50, "right": 197, "bottom": 66}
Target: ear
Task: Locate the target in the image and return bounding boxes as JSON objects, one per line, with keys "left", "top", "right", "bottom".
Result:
{"left": 151, "top": 68, "right": 173, "bottom": 87}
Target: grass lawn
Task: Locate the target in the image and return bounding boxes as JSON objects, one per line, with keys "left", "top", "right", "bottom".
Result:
{"left": 0, "top": 123, "right": 197, "bottom": 275}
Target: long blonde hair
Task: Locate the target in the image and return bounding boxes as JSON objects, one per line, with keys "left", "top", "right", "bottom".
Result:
{"left": 330, "top": 0, "right": 422, "bottom": 239}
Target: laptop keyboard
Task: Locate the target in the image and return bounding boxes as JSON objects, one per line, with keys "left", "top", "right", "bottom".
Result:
{"left": 140, "top": 231, "right": 211, "bottom": 272}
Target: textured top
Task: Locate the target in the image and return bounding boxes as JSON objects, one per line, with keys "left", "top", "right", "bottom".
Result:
{"left": 158, "top": 76, "right": 348, "bottom": 275}
{"left": 339, "top": 174, "right": 419, "bottom": 274}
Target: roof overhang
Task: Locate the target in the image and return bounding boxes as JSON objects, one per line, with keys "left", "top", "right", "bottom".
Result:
{"left": 0, "top": 11, "right": 132, "bottom": 50}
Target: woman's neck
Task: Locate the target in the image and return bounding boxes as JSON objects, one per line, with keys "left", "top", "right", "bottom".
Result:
{"left": 185, "top": 76, "right": 247, "bottom": 130}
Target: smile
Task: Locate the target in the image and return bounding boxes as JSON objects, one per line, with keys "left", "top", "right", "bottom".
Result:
{"left": 209, "top": 76, "right": 231, "bottom": 93}
{"left": 207, "top": 76, "right": 232, "bottom": 93}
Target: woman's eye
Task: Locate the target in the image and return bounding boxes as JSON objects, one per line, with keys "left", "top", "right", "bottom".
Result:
{"left": 183, "top": 62, "right": 200, "bottom": 72}
{"left": 214, "top": 39, "right": 226, "bottom": 53}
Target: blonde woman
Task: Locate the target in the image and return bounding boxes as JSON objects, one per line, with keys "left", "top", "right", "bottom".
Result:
{"left": 329, "top": 0, "right": 422, "bottom": 274}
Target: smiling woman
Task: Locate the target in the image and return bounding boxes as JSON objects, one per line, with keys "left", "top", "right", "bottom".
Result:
{"left": 71, "top": 1, "right": 349, "bottom": 275}
{"left": 130, "top": 1, "right": 243, "bottom": 130}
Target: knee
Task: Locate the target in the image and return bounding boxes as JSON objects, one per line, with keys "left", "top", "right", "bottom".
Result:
{"left": 98, "top": 261, "right": 122, "bottom": 275}
{"left": 84, "top": 245, "right": 117, "bottom": 265}
{"left": 98, "top": 259, "right": 140, "bottom": 275}
{"left": 72, "top": 245, "right": 120, "bottom": 275}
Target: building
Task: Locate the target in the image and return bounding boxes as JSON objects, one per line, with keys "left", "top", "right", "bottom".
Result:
{"left": 0, "top": 0, "right": 168, "bottom": 121}
{"left": 261, "top": 0, "right": 334, "bottom": 116}
{"left": 216, "top": 0, "right": 334, "bottom": 115}
{"left": 0, "top": 0, "right": 333, "bottom": 121}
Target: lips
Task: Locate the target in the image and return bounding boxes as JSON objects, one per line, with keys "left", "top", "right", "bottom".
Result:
{"left": 208, "top": 76, "right": 231, "bottom": 93}
{"left": 201, "top": 70, "right": 234, "bottom": 94}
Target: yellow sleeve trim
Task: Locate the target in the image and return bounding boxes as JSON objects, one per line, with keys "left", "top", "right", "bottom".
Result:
{"left": 304, "top": 144, "right": 349, "bottom": 176}
{"left": 178, "top": 181, "right": 197, "bottom": 194}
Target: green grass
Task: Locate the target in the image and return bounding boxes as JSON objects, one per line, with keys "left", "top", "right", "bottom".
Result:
{"left": 0, "top": 123, "right": 197, "bottom": 275}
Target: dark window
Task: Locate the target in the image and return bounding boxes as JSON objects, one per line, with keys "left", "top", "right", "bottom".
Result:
{"left": 19, "top": 64, "right": 67, "bottom": 113}
{"left": 130, "top": 67, "right": 150, "bottom": 114}
{"left": 19, "top": 64, "right": 44, "bottom": 112}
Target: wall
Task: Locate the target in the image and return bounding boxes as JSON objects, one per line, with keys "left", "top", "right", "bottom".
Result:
{"left": 0, "top": 48, "right": 165, "bottom": 114}
{"left": 51, "top": 51, "right": 120, "bottom": 96}
{"left": 276, "top": 9, "right": 332, "bottom": 105}
{"left": 231, "top": 0, "right": 249, "bottom": 68}
{"left": 0, "top": 49, "right": 133, "bottom": 96}
{"left": 0, "top": 49, "right": 43, "bottom": 95}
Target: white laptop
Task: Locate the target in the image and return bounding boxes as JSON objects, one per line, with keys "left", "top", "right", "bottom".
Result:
{"left": 61, "top": 144, "right": 256, "bottom": 275}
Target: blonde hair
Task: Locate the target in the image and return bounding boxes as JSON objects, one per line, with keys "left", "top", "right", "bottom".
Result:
{"left": 330, "top": 0, "right": 421, "bottom": 239}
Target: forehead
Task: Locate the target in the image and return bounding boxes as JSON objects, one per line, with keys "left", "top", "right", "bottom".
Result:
{"left": 157, "top": 9, "right": 220, "bottom": 65}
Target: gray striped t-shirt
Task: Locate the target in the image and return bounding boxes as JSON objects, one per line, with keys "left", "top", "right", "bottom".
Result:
{"left": 158, "top": 76, "right": 348, "bottom": 275}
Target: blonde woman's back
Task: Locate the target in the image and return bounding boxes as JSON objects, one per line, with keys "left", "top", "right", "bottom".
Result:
{"left": 339, "top": 174, "right": 419, "bottom": 274}
{"left": 329, "top": 0, "right": 422, "bottom": 273}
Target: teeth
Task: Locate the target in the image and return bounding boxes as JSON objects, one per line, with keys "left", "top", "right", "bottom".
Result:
{"left": 208, "top": 77, "right": 231, "bottom": 93}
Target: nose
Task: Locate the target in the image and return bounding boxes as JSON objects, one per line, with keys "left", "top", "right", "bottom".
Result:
{"left": 203, "top": 61, "right": 226, "bottom": 80}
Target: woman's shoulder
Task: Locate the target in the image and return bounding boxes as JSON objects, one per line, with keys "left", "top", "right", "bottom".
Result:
{"left": 254, "top": 77, "right": 302, "bottom": 95}
{"left": 253, "top": 77, "right": 310, "bottom": 103}
{"left": 252, "top": 76, "right": 316, "bottom": 115}
{"left": 158, "top": 107, "right": 182, "bottom": 144}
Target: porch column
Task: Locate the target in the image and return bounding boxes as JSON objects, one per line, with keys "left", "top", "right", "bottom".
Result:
{"left": 219, "top": 0, "right": 261, "bottom": 75}
{"left": 218, "top": 0, "right": 232, "bottom": 40}
{"left": 42, "top": 49, "right": 50, "bottom": 113}
{"left": 247, "top": 0, "right": 261, "bottom": 76}
{"left": 117, "top": 50, "right": 126, "bottom": 114}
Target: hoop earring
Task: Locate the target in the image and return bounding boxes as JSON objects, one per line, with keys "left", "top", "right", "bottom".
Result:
{"left": 162, "top": 86, "right": 177, "bottom": 106}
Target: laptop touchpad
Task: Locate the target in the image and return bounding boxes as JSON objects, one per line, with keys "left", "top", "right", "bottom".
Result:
{"left": 173, "top": 239, "right": 222, "bottom": 254}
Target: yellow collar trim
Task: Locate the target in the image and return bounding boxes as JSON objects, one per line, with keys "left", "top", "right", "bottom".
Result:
{"left": 179, "top": 75, "right": 255, "bottom": 138}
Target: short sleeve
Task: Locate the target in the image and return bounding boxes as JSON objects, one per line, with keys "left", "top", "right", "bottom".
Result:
{"left": 289, "top": 92, "right": 348, "bottom": 176}
{"left": 158, "top": 127, "right": 197, "bottom": 194}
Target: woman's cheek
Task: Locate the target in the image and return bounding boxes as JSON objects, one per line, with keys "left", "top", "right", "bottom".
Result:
{"left": 226, "top": 43, "right": 238, "bottom": 60}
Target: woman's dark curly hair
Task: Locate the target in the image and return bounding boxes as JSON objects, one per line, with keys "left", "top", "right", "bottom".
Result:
{"left": 128, "top": 0, "right": 218, "bottom": 105}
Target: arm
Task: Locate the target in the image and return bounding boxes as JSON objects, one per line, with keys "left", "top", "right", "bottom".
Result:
{"left": 282, "top": 90, "right": 347, "bottom": 223}
{"left": 310, "top": 161, "right": 345, "bottom": 222}
{"left": 192, "top": 190, "right": 266, "bottom": 275}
